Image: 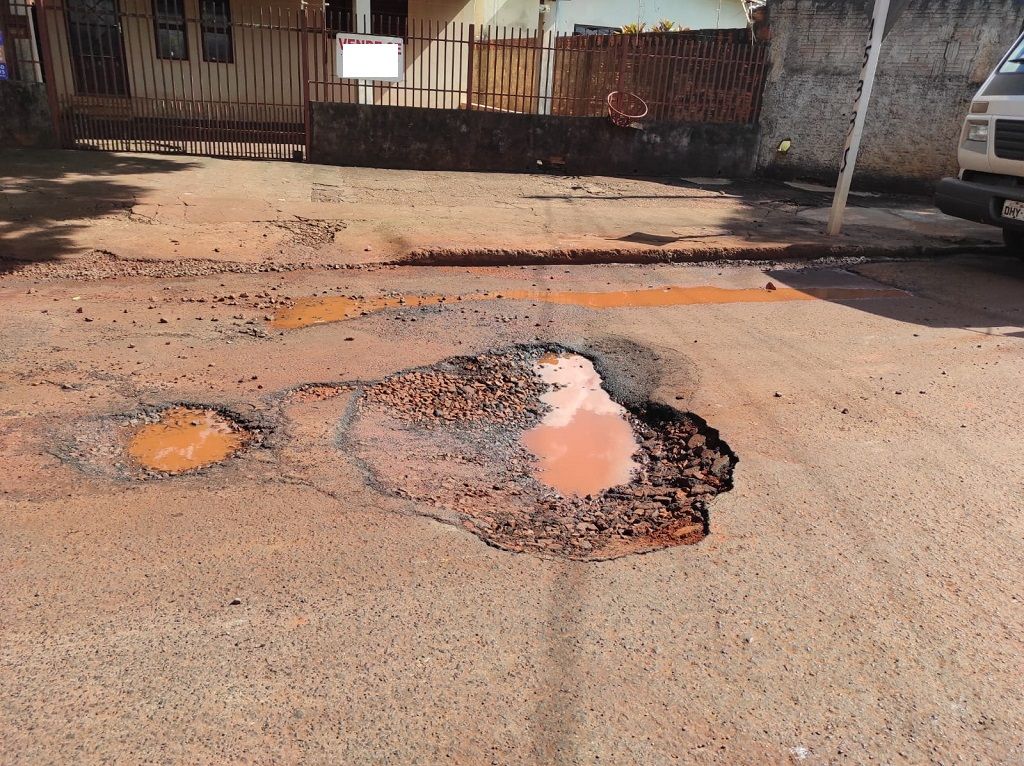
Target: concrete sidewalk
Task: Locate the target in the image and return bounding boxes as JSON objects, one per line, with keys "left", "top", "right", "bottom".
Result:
{"left": 0, "top": 149, "right": 1000, "bottom": 276}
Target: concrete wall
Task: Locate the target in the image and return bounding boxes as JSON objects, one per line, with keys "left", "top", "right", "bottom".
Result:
{"left": 0, "top": 81, "right": 57, "bottom": 148}
{"left": 309, "top": 101, "right": 758, "bottom": 175}
{"left": 757, "top": 0, "right": 1024, "bottom": 190}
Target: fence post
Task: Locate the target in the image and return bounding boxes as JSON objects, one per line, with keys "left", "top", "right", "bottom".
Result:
{"left": 465, "top": 23, "right": 474, "bottom": 110}
{"left": 300, "top": 5, "right": 310, "bottom": 161}
{"left": 615, "top": 33, "right": 628, "bottom": 95}
{"left": 33, "top": 0, "right": 64, "bottom": 147}
{"left": 533, "top": 24, "right": 545, "bottom": 114}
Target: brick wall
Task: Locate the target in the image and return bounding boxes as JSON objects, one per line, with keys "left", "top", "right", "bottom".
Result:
{"left": 757, "top": 0, "right": 1024, "bottom": 190}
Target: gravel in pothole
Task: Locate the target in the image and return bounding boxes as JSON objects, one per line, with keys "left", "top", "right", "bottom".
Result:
{"left": 347, "top": 347, "right": 736, "bottom": 561}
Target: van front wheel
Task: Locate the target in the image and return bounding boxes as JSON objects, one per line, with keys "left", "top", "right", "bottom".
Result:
{"left": 1003, "top": 228, "right": 1024, "bottom": 257}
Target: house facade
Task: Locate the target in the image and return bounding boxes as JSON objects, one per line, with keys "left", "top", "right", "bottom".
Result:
{"left": 477, "top": 0, "right": 749, "bottom": 34}
{"left": 11, "top": 0, "right": 748, "bottom": 109}
{"left": 2, "top": 0, "right": 755, "bottom": 156}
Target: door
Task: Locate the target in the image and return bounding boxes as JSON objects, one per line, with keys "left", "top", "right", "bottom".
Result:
{"left": 66, "top": 0, "right": 128, "bottom": 95}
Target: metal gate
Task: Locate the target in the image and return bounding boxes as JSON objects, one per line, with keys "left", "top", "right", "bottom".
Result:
{"left": 34, "top": 0, "right": 306, "bottom": 159}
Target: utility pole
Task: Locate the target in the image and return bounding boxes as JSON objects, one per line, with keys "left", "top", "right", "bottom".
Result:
{"left": 825, "top": 0, "right": 890, "bottom": 236}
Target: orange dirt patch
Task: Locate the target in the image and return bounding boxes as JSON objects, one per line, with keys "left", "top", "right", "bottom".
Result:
{"left": 271, "top": 285, "right": 909, "bottom": 329}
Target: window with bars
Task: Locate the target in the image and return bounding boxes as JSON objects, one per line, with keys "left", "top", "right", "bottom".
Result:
{"left": 325, "top": 0, "right": 354, "bottom": 34}
{"left": 325, "top": 0, "right": 407, "bottom": 36}
{"left": 200, "top": 0, "right": 232, "bottom": 63}
{"left": 153, "top": 0, "right": 188, "bottom": 60}
{"left": 371, "top": 0, "right": 406, "bottom": 36}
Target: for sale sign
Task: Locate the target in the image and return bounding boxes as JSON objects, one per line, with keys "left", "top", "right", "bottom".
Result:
{"left": 335, "top": 33, "right": 404, "bottom": 82}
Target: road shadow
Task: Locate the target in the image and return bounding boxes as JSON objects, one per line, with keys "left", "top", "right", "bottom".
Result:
{"left": 0, "top": 149, "right": 197, "bottom": 275}
{"left": 766, "top": 254, "right": 1024, "bottom": 336}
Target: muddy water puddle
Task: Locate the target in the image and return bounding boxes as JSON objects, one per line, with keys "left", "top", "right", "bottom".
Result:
{"left": 127, "top": 407, "right": 249, "bottom": 473}
{"left": 522, "top": 354, "right": 639, "bottom": 497}
{"left": 272, "top": 284, "right": 908, "bottom": 329}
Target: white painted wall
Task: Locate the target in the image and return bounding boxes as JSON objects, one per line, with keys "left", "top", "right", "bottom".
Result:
{"left": 477, "top": 0, "right": 748, "bottom": 32}
{"left": 476, "top": 0, "right": 537, "bottom": 28}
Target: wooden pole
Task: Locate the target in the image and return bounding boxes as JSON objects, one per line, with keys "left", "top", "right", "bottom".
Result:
{"left": 826, "top": 0, "right": 890, "bottom": 236}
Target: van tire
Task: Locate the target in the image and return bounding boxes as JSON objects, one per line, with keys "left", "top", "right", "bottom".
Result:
{"left": 1003, "top": 228, "right": 1024, "bottom": 257}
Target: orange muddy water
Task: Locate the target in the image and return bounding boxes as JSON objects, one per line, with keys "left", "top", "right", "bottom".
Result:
{"left": 127, "top": 407, "right": 247, "bottom": 473}
{"left": 272, "top": 285, "right": 909, "bottom": 329}
{"left": 522, "top": 354, "right": 639, "bottom": 497}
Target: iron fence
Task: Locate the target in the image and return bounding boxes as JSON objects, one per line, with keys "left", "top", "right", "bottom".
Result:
{"left": 551, "top": 29, "right": 769, "bottom": 123}
{"left": 308, "top": 17, "right": 768, "bottom": 123}
{"left": 1, "top": 2, "right": 768, "bottom": 161}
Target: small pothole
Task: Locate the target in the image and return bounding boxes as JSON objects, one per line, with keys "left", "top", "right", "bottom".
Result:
{"left": 347, "top": 346, "right": 736, "bottom": 561}
{"left": 127, "top": 407, "right": 250, "bottom": 474}
{"left": 61, "top": 404, "right": 261, "bottom": 480}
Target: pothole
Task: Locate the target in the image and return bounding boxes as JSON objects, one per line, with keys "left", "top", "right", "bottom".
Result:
{"left": 347, "top": 346, "right": 736, "bottom": 561}
{"left": 61, "top": 404, "right": 261, "bottom": 479}
{"left": 263, "top": 216, "right": 346, "bottom": 248}
{"left": 127, "top": 407, "right": 250, "bottom": 473}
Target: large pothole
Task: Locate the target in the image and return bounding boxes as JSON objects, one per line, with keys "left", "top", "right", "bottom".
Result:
{"left": 346, "top": 346, "right": 736, "bottom": 561}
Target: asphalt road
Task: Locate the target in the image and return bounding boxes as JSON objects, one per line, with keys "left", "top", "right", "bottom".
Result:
{"left": 1, "top": 252, "right": 1022, "bottom": 764}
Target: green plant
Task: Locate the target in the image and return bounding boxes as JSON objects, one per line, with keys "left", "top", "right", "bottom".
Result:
{"left": 621, "top": 22, "right": 646, "bottom": 34}
{"left": 653, "top": 19, "right": 676, "bottom": 32}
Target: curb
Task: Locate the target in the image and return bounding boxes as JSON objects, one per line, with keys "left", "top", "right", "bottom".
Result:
{"left": 398, "top": 242, "right": 1005, "bottom": 267}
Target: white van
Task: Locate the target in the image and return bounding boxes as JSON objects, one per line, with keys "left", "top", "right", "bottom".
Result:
{"left": 936, "top": 31, "right": 1024, "bottom": 254}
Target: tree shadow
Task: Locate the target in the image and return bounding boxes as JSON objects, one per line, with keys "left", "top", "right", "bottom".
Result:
{"left": 0, "top": 149, "right": 198, "bottom": 275}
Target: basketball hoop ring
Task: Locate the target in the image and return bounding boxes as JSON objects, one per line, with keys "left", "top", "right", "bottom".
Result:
{"left": 607, "top": 91, "right": 649, "bottom": 129}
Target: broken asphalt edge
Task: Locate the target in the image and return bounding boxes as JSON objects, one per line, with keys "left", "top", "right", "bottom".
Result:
{"left": 398, "top": 241, "right": 1004, "bottom": 267}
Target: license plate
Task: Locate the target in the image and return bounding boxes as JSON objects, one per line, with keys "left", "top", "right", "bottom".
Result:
{"left": 1002, "top": 199, "right": 1024, "bottom": 221}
